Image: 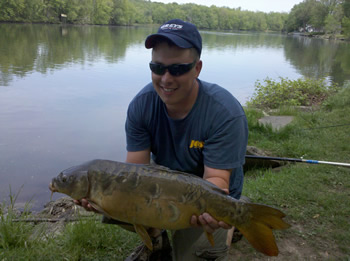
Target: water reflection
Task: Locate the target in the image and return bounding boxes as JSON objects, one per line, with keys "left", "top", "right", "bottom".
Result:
{"left": 203, "top": 31, "right": 287, "bottom": 50}
{"left": 1, "top": 24, "right": 349, "bottom": 87}
{"left": 0, "top": 24, "right": 349, "bottom": 210}
{"left": 284, "top": 35, "right": 350, "bottom": 85}
{"left": 0, "top": 24, "right": 155, "bottom": 86}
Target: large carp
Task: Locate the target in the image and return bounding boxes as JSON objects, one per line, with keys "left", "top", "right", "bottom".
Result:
{"left": 49, "top": 159, "right": 290, "bottom": 256}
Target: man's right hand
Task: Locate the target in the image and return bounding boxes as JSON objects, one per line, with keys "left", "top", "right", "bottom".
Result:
{"left": 73, "top": 198, "right": 100, "bottom": 213}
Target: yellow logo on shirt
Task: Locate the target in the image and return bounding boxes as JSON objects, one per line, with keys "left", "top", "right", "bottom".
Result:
{"left": 189, "top": 140, "right": 204, "bottom": 149}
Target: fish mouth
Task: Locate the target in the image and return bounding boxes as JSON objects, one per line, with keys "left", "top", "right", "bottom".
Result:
{"left": 49, "top": 182, "right": 58, "bottom": 193}
{"left": 49, "top": 182, "right": 58, "bottom": 201}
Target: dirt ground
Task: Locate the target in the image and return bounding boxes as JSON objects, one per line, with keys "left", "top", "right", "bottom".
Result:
{"left": 228, "top": 223, "right": 341, "bottom": 260}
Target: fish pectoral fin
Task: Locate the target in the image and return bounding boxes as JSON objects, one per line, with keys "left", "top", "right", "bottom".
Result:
{"left": 86, "top": 200, "right": 110, "bottom": 217}
{"left": 205, "top": 230, "right": 215, "bottom": 246}
{"left": 134, "top": 224, "right": 153, "bottom": 251}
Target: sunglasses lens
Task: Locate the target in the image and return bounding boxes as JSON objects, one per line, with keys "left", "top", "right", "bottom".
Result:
{"left": 168, "top": 64, "right": 189, "bottom": 76}
{"left": 149, "top": 63, "right": 165, "bottom": 75}
{"left": 149, "top": 61, "right": 196, "bottom": 76}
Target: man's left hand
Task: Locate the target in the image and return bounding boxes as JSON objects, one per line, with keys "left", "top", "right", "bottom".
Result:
{"left": 190, "top": 212, "right": 231, "bottom": 233}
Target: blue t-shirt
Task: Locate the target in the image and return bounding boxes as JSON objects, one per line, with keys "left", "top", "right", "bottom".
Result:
{"left": 125, "top": 79, "right": 248, "bottom": 199}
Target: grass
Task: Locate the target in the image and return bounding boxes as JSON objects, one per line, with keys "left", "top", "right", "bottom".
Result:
{"left": 0, "top": 214, "right": 140, "bottom": 260}
{"left": 0, "top": 188, "right": 140, "bottom": 260}
{"left": 0, "top": 186, "right": 35, "bottom": 251}
{"left": 239, "top": 82, "right": 350, "bottom": 258}
{"left": 1, "top": 83, "right": 350, "bottom": 260}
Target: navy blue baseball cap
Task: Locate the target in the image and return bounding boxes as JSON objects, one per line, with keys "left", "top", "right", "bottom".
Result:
{"left": 145, "top": 19, "right": 202, "bottom": 57}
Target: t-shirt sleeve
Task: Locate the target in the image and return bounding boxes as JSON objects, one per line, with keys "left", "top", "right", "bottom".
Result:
{"left": 125, "top": 97, "right": 151, "bottom": 152}
{"left": 203, "top": 113, "right": 248, "bottom": 170}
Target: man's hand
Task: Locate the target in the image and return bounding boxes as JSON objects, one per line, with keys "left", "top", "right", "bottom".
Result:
{"left": 73, "top": 198, "right": 100, "bottom": 213}
{"left": 193, "top": 166, "right": 232, "bottom": 233}
{"left": 190, "top": 212, "right": 232, "bottom": 233}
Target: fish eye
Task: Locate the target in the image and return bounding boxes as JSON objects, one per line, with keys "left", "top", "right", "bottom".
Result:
{"left": 61, "top": 175, "right": 67, "bottom": 183}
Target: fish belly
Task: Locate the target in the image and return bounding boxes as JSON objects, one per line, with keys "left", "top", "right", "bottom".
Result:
{"left": 95, "top": 189, "right": 206, "bottom": 229}
{"left": 87, "top": 164, "right": 242, "bottom": 229}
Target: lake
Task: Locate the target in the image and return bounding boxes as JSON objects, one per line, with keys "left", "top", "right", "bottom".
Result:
{"left": 0, "top": 23, "right": 349, "bottom": 211}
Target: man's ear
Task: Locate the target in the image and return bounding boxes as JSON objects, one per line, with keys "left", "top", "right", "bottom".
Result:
{"left": 195, "top": 60, "right": 203, "bottom": 77}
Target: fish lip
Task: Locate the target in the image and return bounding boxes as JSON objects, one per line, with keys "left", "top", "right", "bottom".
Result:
{"left": 49, "top": 182, "right": 58, "bottom": 192}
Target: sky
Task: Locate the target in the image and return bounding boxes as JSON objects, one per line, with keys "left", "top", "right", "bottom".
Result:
{"left": 151, "top": 0, "right": 304, "bottom": 13}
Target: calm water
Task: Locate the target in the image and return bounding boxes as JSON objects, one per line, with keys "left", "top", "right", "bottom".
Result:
{"left": 0, "top": 23, "right": 349, "bottom": 210}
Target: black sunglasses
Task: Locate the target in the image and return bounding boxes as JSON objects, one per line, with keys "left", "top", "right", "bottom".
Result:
{"left": 149, "top": 60, "right": 197, "bottom": 76}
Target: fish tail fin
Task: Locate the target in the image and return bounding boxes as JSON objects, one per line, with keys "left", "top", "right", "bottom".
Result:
{"left": 234, "top": 203, "right": 290, "bottom": 256}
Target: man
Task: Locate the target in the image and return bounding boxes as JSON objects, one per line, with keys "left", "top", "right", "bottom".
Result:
{"left": 77, "top": 19, "right": 248, "bottom": 260}
{"left": 125, "top": 19, "right": 248, "bottom": 260}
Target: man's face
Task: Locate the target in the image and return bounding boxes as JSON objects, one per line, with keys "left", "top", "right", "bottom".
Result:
{"left": 151, "top": 42, "right": 202, "bottom": 109}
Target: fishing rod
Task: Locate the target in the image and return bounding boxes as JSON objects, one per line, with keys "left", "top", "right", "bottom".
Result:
{"left": 245, "top": 155, "right": 350, "bottom": 168}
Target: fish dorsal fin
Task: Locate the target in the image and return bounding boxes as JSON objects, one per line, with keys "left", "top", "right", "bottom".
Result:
{"left": 145, "top": 164, "right": 228, "bottom": 195}
{"left": 209, "top": 185, "right": 229, "bottom": 195}
{"left": 134, "top": 224, "right": 153, "bottom": 251}
{"left": 144, "top": 164, "right": 175, "bottom": 173}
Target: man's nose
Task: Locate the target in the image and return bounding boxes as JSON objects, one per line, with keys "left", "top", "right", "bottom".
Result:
{"left": 160, "top": 70, "right": 174, "bottom": 82}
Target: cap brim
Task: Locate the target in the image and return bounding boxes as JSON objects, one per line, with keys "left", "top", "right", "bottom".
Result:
{"left": 145, "top": 33, "right": 193, "bottom": 49}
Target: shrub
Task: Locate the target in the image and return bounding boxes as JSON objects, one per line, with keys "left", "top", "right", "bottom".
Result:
{"left": 247, "top": 77, "right": 339, "bottom": 109}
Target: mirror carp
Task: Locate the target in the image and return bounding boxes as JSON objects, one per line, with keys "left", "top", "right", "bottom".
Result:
{"left": 49, "top": 159, "right": 290, "bottom": 256}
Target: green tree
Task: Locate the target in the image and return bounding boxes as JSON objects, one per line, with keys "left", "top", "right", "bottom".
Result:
{"left": 252, "top": 12, "right": 268, "bottom": 31}
{"left": 43, "top": 0, "right": 66, "bottom": 23}
{"left": 151, "top": 3, "right": 167, "bottom": 24}
{"left": 239, "top": 11, "right": 254, "bottom": 30}
{"left": 286, "top": 0, "right": 315, "bottom": 32}
{"left": 325, "top": 13, "right": 341, "bottom": 33}
{"left": 111, "top": 0, "right": 135, "bottom": 25}
{"left": 132, "top": 0, "right": 153, "bottom": 24}
{"left": 310, "top": 0, "right": 328, "bottom": 29}
{"left": 325, "top": 2, "right": 344, "bottom": 34}
{"left": 186, "top": 4, "right": 213, "bottom": 29}
{"left": 343, "top": 0, "right": 350, "bottom": 17}
{"left": 205, "top": 6, "right": 219, "bottom": 29}
{"left": 0, "top": 0, "right": 26, "bottom": 21}
{"left": 341, "top": 16, "right": 350, "bottom": 37}
{"left": 266, "top": 12, "right": 287, "bottom": 31}
{"left": 342, "top": 0, "right": 350, "bottom": 37}
{"left": 23, "top": 0, "right": 47, "bottom": 22}
{"left": 165, "top": 3, "right": 186, "bottom": 22}
{"left": 93, "top": 0, "right": 113, "bottom": 24}
{"left": 64, "top": 0, "right": 82, "bottom": 23}
{"left": 215, "top": 7, "right": 234, "bottom": 30}
{"left": 0, "top": 0, "right": 301, "bottom": 32}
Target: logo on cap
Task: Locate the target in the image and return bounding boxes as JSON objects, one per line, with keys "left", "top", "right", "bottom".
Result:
{"left": 160, "top": 24, "right": 183, "bottom": 30}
